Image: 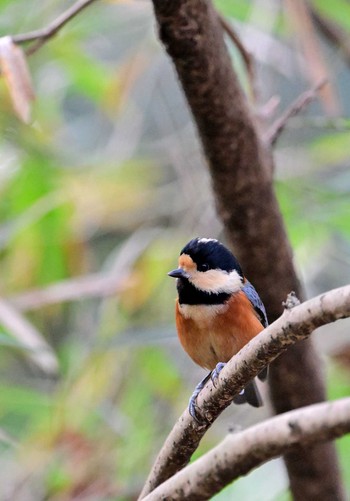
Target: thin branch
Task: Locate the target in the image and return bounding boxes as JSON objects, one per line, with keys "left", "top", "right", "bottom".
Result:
{"left": 9, "top": 273, "right": 125, "bottom": 311}
{"left": 143, "top": 398, "right": 350, "bottom": 500}
{"left": 139, "top": 284, "right": 350, "bottom": 498}
{"left": 9, "top": 227, "right": 160, "bottom": 311}
{"left": 11, "top": 0, "right": 100, "bottom": 55}
{"left": 264, "top": 79, "right": 327, "bottom": 146}
{"left": 217, "top": 13, "right": 257, "bottom": 102}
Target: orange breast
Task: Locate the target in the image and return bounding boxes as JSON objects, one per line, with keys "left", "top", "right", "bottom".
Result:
{"left": 175, "top": 292, "right": 264, "bottom": 371}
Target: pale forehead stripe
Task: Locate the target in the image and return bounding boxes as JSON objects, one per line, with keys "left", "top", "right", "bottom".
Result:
{"left": 179, "top": 254, "right": 196, "bottom": 270}
{"left": 197, "top": 238, "right": 218, "bottom": 244}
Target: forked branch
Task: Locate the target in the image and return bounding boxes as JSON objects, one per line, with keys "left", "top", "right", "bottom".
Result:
{"left": 12, "top": 0, "right": 100, "bottom": 55}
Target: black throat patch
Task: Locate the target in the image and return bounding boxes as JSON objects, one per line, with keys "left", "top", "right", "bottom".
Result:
{"left": 177, "top": 278, "right": 230, "bottom": 305}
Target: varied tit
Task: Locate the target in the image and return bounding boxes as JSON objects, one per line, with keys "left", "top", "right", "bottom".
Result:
{"left": 168, "top": 237, "right": 268, "bottom": 421}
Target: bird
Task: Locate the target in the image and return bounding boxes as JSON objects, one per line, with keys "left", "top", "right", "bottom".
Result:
{"left": 168, "top": 237, "right": 268, "bottom": 421}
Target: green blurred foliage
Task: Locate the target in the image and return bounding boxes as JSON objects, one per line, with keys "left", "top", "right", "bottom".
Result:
{"left": 312, "top": 0, "right": 350, "bottom": 31}
{"left": 0, "top": 0, "right": 348, "bottom": 499}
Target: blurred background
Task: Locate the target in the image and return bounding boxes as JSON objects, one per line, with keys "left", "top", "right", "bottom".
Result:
{"left": 0, "top": 0, "right": 349, "bottom": 499}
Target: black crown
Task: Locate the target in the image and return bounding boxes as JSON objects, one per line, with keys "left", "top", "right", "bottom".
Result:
{"left": 180, "top": 238, "right": 243, "bottom": 276}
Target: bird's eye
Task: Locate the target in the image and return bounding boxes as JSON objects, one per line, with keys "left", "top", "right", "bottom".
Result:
{"left": 198, "top": 263, "right": 209, "bottom": 272}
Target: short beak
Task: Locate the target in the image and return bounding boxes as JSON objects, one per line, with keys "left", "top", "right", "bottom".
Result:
{"left": 168, "top": 268, "right": 189, "bottom": 279}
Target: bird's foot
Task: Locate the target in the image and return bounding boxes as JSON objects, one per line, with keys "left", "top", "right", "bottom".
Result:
{"left": 188, "top": 373, "right": 211, "bottom": 423}
{"left": 210, "top": 362, "right": 226, "bottom": 387}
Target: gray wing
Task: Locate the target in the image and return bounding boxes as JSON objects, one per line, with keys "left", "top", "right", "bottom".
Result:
{"left": 242, "top": 280, "right": 269, "bottom": 381}
{"left": 242, "top": 280, "right": 268, "bottom": 328}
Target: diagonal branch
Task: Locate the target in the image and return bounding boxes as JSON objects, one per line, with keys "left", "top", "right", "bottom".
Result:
{"left": 143, "top": 398, "right": 350, "bottom": 501}
{"left": 264, "top": 79, "right": 327, "bottom": 146}
{"left": 11, "top": 0, "right": 100, "bottom": 55}
{"left": 139, "top": 284, "right": 350, "bottom": 498}
{"left": 9, "top": 227, "right": 160, "bottom": 311}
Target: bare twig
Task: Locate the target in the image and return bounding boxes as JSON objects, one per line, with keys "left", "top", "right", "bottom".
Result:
{"left": 10, "top": 273, "right": 125, "bottom": 311}
{"left": 217, "top": 13, "right": 257, "bottom": 102}
{"left": 143, "top": 398, "right": 350, "bottom": 500}
{"left": 264, "top": 79, "right": 327, "bottom": 146}
{"left": 11, "top": 0, "right": 100, "bottom": 56}
{"left": 10, "top": 227, "right": 160, "bottom": 311}
{"left": 139, "top": 284, "right": 350, "bottom": 498}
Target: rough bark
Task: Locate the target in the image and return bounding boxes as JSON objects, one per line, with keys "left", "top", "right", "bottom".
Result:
{"left": 150, "top": 0, "right": 345, "bottom": 499}
{"left": 139, "top": 286, "right": 350, "bottom": 498}
{"left": 143, "top": 398, "right": 350, "bottom": 501}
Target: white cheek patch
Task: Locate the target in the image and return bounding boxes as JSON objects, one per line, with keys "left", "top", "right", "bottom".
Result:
{"left": 190, "top": 268, "right": 243, "bottom": 294}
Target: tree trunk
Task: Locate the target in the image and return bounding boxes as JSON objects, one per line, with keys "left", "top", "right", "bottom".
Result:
{"left": 151, "top": 0, "right": 345, "bottom": 498}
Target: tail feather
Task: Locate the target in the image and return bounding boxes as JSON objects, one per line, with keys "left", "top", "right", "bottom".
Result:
{"left": 233, "top": 379, "right": 263, "bottom": 408}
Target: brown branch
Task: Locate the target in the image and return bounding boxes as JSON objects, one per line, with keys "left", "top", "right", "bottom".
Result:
{"left": 150, "top": 1, "right": 343, "bottom": 498}
{"left": 139, "top": 284, "right": 350, "bottom": 498}
{"left": 143, "top": 398, "right": 350, "bottom": 500}
{"left": 11, "top": 0, "right": 100, "bottom": 56}
{"left": 265, "top": 79, "right": 327, "bottom": 146}
{"left": 217, "top": 13, "right": 257, "bottom": 102}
